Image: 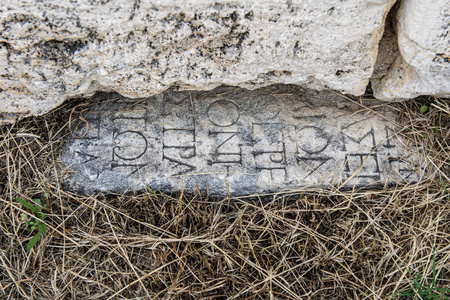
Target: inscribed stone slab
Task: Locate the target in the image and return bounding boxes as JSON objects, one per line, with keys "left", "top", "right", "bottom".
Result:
{"left": 61, "top": 87, "right": 419, "bottom": 196}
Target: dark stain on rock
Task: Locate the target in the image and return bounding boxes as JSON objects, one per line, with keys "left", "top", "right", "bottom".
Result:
{"left": 229, "top": 11, "right": 239, "bottom": 22}
{"left": 201, "top": 68, "right": 213, "bottom": 79}
{"left": 129, "top": 0, "right": 141, "bottom": 20}
{"left": 127, "top": 31, "right": 134, "bottom": 41}
{"left": 293, "top": 41, "right": 301, "bottom": 55}
{"left": 0, "top": 42, "right": 11, "bottom": 62}
{"left": 1, "top": 13, "right": 36, "bottom": 26}
{"left": 150, "top": 58, "right": 159, "bottom": 67}
{"left": 220, "top": 24, "right": 249, "bottom": 54}
{"left": 37, "top": 39, "right": 87, "bottom": 66}
{"left": 269, "top": 14, "right": 280, "bottom": 22}
{"left": 433, "top": 53, "right": 450, "bottom": 64}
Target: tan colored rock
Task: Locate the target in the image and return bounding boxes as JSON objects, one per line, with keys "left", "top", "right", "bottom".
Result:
{"left": 0, "top": 0, "right": 395, "bottom": 124}
{"left": 373, "top": 0, "right": 450, "bottom": 101}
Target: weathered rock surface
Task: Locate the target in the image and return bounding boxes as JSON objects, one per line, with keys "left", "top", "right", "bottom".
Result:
{"left": 373, "top": 0, "right": 450, "bottom": 101}
{"left": 0, "top": 0, "right": 395, "bottom": 124}
{"left": 61, "top": 86, "right": 419, "bottom": 196}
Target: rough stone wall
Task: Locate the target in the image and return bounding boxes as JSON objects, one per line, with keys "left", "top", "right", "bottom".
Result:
{"left": 0, "top": 0, "right": 395, "bottom": 124}
{"left": 372, "top": 0, "right": 450, "bottom": 101}
{"left": 1, "top": 0, "right": 449, "bottom": 124}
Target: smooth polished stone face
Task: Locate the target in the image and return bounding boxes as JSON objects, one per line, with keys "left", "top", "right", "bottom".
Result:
{"left": 61, "top": 86, "right": 419, "bottom": 196}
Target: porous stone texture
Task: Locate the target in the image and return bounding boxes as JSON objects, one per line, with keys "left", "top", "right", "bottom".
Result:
{"left": 61, "top": 86, "right": 419, "bottom": 196}
{"left": 373, "top": 0, "right": 450, "bottom": 101}
{"left": 0, "top": 0, "right": 396, "bottom": 124}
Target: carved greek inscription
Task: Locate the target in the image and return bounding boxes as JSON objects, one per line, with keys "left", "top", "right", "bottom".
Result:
{"left": 207, "top": 100, "right": 240, "bottom": 127}
{"left": 252, "top": 123, "right": 287, "bottom": 181}
{"left": 297, "top": 156, "right": 334, "bottom": 178}
{"left": 109, "top": 130, "right": 148, "bottom": 176}
{"left": 75, "top": 150, "right": 99, "bottom": 164}
{"left": 162, "top": 127, "right": 197, "bottom": 176}
{"left": 340, "top": 124, "right": 376, "bottom": 151}
{"left": 208, "top": 131, "right": 242, "bottom": 165}
{"left": 382, "top": 126, "right": 396, "bottom": 149}
{"left": 161, "top": 91, "right": 190, "bottom": 117}
{"left": 112, "top": 131, "right": 148, "bottom": 161}
{"left": 61, "top": 88, "right": 419, "bottom": 196}
{"left": 339, "top": 121, "right": 383, "bottom": 181}
{"left": 294, "top": 126, "right": 334, "bottom": 178}
{"left": 295, "top": 126, "right": 331, "bottom": 155}
{"left": 293, "top": 114, "right": 327, "bottom": 120}
{"left": 111, "top": 162, "right": 148, "bottom": 176}
{"left": 112, "top": 99, "right": 148, "bottom": 120}
{"left": 344, "top": 153, "right": 381, "bottom": 179}
{"left": 113, "top": 116, "right": 146, "bottom": 133}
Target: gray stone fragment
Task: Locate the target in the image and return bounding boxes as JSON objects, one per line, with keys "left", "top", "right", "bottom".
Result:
{"left": 0, "top": 0, "right": 395, "bottom": 124}
{"left": 61, "top": 86, "right": 420, "bottom": 196}
{"left": 373, "top": 0, "right": 450, "bottom": 100}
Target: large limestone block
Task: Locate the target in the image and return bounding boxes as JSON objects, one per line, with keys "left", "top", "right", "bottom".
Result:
{"left": 373, "top": 0, "right": 450, "bottom": 100}
{"left": 0, "top": 0, "right": 395, "bottom": 124}
{"left": 61, "top": 86, "right": 420, "bottom": 196}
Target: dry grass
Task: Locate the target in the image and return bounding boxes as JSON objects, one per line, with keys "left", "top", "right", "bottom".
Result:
{"left": 0, "top": 92, "right": 449, "bottom": 299}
